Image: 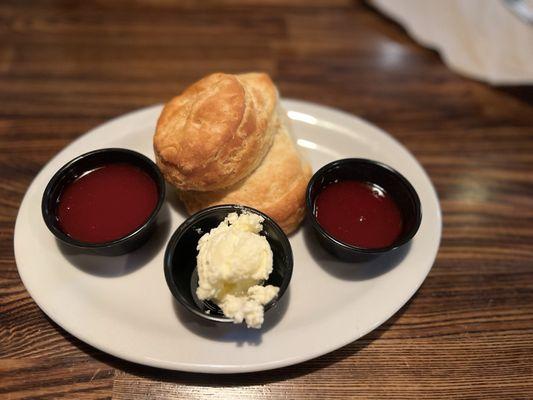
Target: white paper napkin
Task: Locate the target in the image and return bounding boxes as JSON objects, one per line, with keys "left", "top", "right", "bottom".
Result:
{"left": 370, "top": 0, "right": 533, "bottom": 85}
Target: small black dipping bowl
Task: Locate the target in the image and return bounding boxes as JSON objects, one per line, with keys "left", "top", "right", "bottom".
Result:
{"left": 164, "top": 205, "right": 293, "bottom": 324}
{"left": 42, "top": 148, "right": 166, "bottom": 256}
{"left": 306, "top": 158, "right": 422, "bottom": 261}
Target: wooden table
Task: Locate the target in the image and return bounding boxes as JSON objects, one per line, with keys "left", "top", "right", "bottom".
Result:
{"left": 2, "top": 1, "right": 532, "bottom": 398}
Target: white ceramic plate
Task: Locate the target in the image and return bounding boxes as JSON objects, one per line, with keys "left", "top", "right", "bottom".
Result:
{"left": 14, "top": 100, "right": 441, "bottom": 373}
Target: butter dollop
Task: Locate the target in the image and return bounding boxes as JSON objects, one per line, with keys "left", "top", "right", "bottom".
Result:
{"left": 196, "top": 211, "right": 279, "bottom": 328}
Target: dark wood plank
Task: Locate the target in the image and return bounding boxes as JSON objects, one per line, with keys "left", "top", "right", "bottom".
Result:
{"left": 1, "top": 0, "right": 532, "bottom": 399}
{"left": 0, "top": 358, "right": 114, "bottom": 400}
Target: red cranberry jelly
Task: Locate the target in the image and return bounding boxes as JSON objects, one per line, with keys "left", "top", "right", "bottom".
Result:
{"left": 57, "top": 163, "right": 158, "bottom": 243}
{"left": 314, "top": 180, "right": 403, "bottom": 249}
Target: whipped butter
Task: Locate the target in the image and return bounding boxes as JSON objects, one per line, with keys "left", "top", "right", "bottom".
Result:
{"left": 196, "top": 212, "right": 279, "bottom": 328}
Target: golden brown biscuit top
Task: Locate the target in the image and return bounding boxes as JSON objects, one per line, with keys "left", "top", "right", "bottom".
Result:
{"left": 154, "top": 72, "right": 277, "bottom": 191}
{"left": 156, "top": 74, "right": 244, "bottom": 171}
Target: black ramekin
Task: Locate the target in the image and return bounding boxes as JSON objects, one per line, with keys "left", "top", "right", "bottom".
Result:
{"left": 41, "top": 148, "right": 166, "bottom": 256}
{"left": 306, "top": 158, "right": 422, "bottom": 261}
{"left": 164, "top": 204, "right": 293, "bottom": 324}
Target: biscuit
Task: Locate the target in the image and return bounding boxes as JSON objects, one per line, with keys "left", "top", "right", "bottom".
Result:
{"left": 178, "top": 120, "right": 312, "bottom": 234}
{"left": 154, "top": 72, "right": 277, "bottom": 191}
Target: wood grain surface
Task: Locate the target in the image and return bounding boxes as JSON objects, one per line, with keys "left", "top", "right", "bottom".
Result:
{"left": 1, "top": 0, "right": 533, "bottom": 398}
